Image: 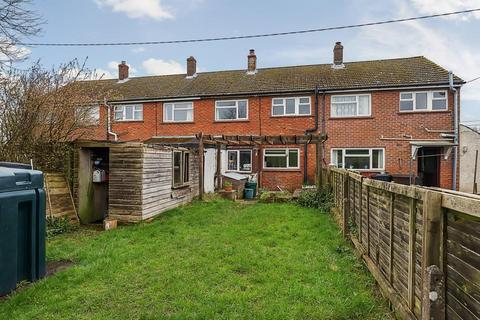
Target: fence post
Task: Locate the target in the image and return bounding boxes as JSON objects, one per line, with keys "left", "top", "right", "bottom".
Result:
{"left": 422, "top": 265, "right": 445, "bottom": 320}
{"left": 342, "top": 172, "right": 350, "bottom": 238}
{"left": 422, "top": 190, "right": 443, "bottom": 269}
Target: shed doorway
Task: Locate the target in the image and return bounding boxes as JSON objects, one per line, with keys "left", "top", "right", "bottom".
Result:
{"left": 417, "top": 147, "right": 441, "bottom": 187}
{"left": 78, "top": 147, "right": 109, "bottom": 223}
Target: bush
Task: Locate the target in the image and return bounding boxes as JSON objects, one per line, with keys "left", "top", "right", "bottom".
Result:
{"left": 46, "top": 216, "right": 77, "bottom": 238}
{"left": 296, "top": 189, "right": 333, "bottom": 212}
{"left": 259, "top": 191, "right": 293, "bottom": 203}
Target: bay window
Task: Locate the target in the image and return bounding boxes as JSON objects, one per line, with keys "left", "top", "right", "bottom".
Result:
{"left": 215, "top": 100, "right": 248, "bottom": 121}
{"left": 227, "top": 150, "right": 252, "bottom": 172}
{"left": 264, "top": 148, "right": 299, "bottom": 169}
{"left": 399, "top": 91, "right": 447, "bottom": 112}
{"left": 164, "top": 102, "right": 193, "bottom": 122}
{"left": 331, "top": 94, "right": 371, "bottom": 117}
{"left": 272, "top": 97, "right": 311, "bottom": 116}
{"left": 331, "top": 148, "right": 384, "bottom": 171}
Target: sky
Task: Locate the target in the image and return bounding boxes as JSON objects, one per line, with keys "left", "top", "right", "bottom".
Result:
{"left": 15, "top": 0, "right": 480, "bottom": 123}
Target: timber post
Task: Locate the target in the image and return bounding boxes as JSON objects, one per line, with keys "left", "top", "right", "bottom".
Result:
{"left": 342, "top": 171, "right": 350, "bottom": 238}
{"left": 198, "top": 132, "right": 204, "bottom": 200}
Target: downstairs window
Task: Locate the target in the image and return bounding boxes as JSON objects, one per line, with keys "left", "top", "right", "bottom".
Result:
{"left": 331, "top": 148, "right": 384, "bottom": 171}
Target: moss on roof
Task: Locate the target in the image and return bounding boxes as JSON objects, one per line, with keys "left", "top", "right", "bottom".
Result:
{"left": 87, "top": 56, "right": 464, "bottom": 101}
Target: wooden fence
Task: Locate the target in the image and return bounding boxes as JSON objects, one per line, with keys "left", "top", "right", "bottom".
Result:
{"left": 325, "top": 167, "right": 480, "bottom": 320}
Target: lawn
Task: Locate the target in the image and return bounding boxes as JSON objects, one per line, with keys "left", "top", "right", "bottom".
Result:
{"left": 0, "top": 200, "right": 392, "bottom": 319}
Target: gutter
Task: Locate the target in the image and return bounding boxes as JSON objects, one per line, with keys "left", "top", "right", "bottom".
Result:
{"left": 104, "top": 98, "right": 118, "bottom": 142}
{"left": 449, "top": 71, "right": 459, "bottom": 190}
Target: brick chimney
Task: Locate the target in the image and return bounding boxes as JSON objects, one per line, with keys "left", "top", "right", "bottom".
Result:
{"left": 118, "top": 61, "right": 129, "bottom": 80}
{"left": 186, "top": 56, "right": 197, "bottom": 78}
{"left": 332, "top": 42, "right": 345, "bottom": 69}
{"left": 247, "top": 49, "right": 257, "bottom": 74}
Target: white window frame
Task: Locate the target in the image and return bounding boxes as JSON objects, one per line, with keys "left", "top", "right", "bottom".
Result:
{"left": 263, "top": 148, "right": 300, "bottom": 170}
{"left": 399, "top": 90, "right": 448, "bottom": 112}
{"left": 163, "top": 102, "right": 194, "bottom": 123}
{"left": 226, "top": 149, "right": 252, "bottom": 172}
{"left": 331, "top": 148, "right": 385, "bottom": 171}
{"left": 172, "top": 150, "right": 190, "bottom": 188}
{"left": 114, "top": 104, "right": 143, "bottom": 121}
{"left": 331, "top": 94, "right": 371, "bottom": 118}
{"left": 271, "top": 96, "right": 311, "bottom": 117}
{"left": 215, "top": 99, "right": 248, "bottom": 121}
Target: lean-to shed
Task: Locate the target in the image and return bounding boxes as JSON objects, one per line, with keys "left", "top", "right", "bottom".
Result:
{"left": 72, "top": 141, "right": 199, "bottom": 223}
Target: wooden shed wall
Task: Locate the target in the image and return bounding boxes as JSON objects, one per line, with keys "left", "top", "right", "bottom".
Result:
{"left": 142, "top": 147, "right": 199, "bottom": 220}
{"left": 108, "top": 144, "right": 144, "bottom": 222}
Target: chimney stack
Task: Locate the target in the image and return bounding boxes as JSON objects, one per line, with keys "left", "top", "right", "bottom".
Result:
{"left": 247, "top": 49, "right": 257, "bottom": 74}
{"left": 332, "top": 42, "right": 345, "bottom": 69}
{"left": 118, "top": 61, "right": 129, "bottom": 80}
{"left": 186, "top": 56, "right": 197, "bottom": 78}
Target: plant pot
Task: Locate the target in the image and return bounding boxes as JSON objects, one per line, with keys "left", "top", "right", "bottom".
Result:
{"left": 224, "top": 185, "right": 233, "bottom": 192}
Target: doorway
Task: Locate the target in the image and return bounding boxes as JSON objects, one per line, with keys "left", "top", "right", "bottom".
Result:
{"left": 417, "top": 147, "right": 441, "bottom": 187}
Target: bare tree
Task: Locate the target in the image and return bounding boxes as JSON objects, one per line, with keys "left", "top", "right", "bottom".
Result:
{"left": 0, "top": 59, "right": 118, "bottom": 170}
{"left": 0, "top": 0, "right": 42, "bottom": 65}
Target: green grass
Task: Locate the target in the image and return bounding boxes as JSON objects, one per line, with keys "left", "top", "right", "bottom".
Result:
{"left": 0, "top": 200, "right": 392, "bottom": 319}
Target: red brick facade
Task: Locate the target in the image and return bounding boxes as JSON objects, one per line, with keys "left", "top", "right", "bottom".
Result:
{"left": 81, "top": 89, "right": 457, "bottom": 190}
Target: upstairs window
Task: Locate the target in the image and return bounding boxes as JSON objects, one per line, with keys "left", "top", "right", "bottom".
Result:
{"left": 272, "top": 97, "right": 311, "bottom": 116}
{"left": 164, "top": 102, "right": 193, "bottom": 122}
{"left": 227, "top": 150, "right": 252, "bottom": 172}
{"left": 172, "top": 151, "right": 190, "bottom": 187}
{"left": 264, "top": 148, "right": 299, "bottom": 169}
{"left": 331, "top": 148, "right": 384, "bottom": 171}
{"left": 215, "top": 100, "right": 248, "bottom": 121}
{"left": 331, "top": 94, "right": 371, "bottom": 117}
{"left": 76, "top": 105, "right": 100, "bottom": 126}
{"left": 114, "top": 104, "right": 143, "bottom": 121}
{"left": 400, "top": 91, "right": 447, "bottom": 112}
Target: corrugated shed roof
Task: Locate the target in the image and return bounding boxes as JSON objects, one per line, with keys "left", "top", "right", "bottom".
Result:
{"left": 85, "top": 56, "right": 464, "bottom": 101}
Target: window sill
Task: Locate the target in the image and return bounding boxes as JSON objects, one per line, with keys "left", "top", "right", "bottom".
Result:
{"left": 270, "top": 115, "right": 313, "bottom": 118}
{"left": 329, "top": 116, "right": 373, "bottom": 120}
{"left": 262, "top": 168, "right": 301, "bottom": 172}
{"left": 214, "top": 120, "right": 250, "bottom": 123}
{"left": 225, "top": 170, "right": 252, "bottom": 174}
{"left": 162, "top": 121, "right": 195, "bottom": 124}
{"left": 397, "top": 110, "right": 450, "bottom": 115}
{"left": 171, "top": 184, "right": 191, "bottom": 190}
{"left": 114, "top": 120, "right": 144, "bottom": 123}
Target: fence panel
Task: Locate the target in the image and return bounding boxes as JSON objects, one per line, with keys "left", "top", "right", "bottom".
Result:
{"left": 324, "top": 167, "right": 480, "bottom": 320}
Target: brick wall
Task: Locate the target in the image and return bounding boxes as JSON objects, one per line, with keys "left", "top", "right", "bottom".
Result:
{"left": 82, "top": 89, "right": 456, "bottom": 190}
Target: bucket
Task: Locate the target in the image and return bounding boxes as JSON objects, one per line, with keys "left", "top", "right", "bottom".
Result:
{"left": 244, "top": 188, "right": 254, "bottom": 200}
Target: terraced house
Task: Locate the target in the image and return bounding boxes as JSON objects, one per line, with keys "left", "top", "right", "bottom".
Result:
{"left": 79, "top": 42, "right": 464, "bottom": 192}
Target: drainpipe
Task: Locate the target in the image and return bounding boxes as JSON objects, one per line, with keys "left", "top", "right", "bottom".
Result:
{"left": 104, "top": 98, "right": 118, "bottom": 142}
{"left": 449, "top": 71, "right": 458, "bottom": 190}
{"left": 304, "top": 86, "right": 320, "bottom": 183}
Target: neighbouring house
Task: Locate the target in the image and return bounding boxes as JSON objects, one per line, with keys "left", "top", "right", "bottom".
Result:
{"left": 459, "top": 124, "right": 480, "bottom": 194}
{"left": 71, "top": 41, "right": 464, "bottom": 221}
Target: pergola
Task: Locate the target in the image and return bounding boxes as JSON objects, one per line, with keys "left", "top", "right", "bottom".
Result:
{"left": 146, "top": 133, "right": 328, "bottom": 199}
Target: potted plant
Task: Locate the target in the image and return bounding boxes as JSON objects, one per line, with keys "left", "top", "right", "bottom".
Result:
{"left": 223, "top": 181, "right": 233, "bottom": 192}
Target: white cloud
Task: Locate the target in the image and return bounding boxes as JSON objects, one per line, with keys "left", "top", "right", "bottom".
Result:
{"left": 94, "top": 0, "right": 173, "bottom": 20}
{"left": 410, "top": 0, "right": 480, "bottom": 20}
{"left": 142, "top": 58, "right": 185, "bottom": 75}
{"left": 92, "top": 68, "right": 115, "bottom": 79}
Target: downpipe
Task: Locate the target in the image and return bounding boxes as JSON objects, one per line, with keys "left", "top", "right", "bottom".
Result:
{"left": 104, "top": 98, "right": 118, "bottom": 142}
{"left": 449, "top": 71, "right": 458, "bottom": 190}
{"left": 304, "top": 86, "right": 320, "bottom": 184}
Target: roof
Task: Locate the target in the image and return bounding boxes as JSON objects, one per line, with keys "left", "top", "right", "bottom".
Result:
{"left": 86, "top": 56, "right": 464, "bottom": 102}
